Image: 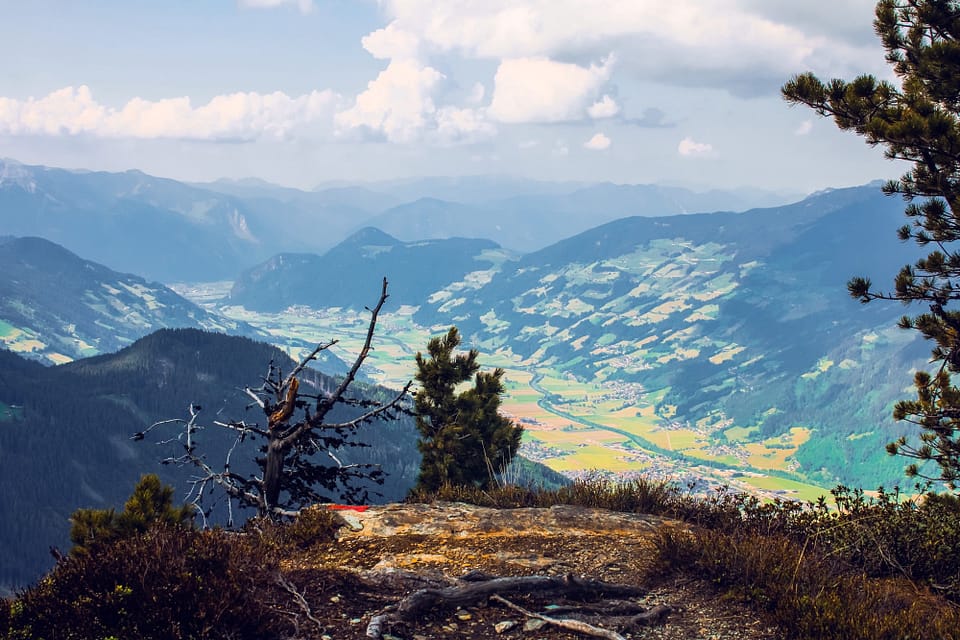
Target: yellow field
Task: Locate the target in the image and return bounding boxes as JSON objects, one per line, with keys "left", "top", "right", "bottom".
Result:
{"left": 545, "top": 445, "right": 645, "bottom": 473}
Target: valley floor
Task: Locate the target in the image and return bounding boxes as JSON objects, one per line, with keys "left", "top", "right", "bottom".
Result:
{"left": 196, "top": 295, "right": 830, "bottom": 502}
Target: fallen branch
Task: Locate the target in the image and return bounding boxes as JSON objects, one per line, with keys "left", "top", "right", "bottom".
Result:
{"left": 544, "top": 601, "right": 674, "bottom": 628}
{"left": 276, "top": 573, "right": 325, "bottom": 635}
{"left": 365, "top": 573, "right": 646, "bottom": 639}
{"left": 396, "top": 573, "right": 644, "bottom": 618}
{"left": 491, "top": 594, "right": 627, "bottom": 640}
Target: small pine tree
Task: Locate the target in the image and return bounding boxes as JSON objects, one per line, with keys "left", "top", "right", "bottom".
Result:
{"left": 413, "top": 327, "right": 523, "bottom": 491}
{"left": 70, "top": 474, "right": 194, "bottom": 555}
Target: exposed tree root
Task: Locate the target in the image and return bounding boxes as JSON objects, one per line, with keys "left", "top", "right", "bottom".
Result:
{"left": 365, "top": 572, "right": 672, "bottom": 639}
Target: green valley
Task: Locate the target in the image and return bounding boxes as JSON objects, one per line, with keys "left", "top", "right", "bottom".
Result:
{"left": 213, "top": 301, "right": 832, "bottom": 501}
{"left": 186, "top": 183, "right": 932, "bottom": 498}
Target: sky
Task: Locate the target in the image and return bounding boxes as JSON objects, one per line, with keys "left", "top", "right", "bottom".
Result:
{"left": 0, "top": 0, "right": 905, "bottom": 192}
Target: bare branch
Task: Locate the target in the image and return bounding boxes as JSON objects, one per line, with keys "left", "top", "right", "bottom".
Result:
{"left": 213, "top": 420, "right": 270, "bottom": 438}
{"left": 323, "top": 278, "right": 389, "bottom": 415}
{"left": 281, "top": 339, "right": 338, "bottom": 391}
{"left": 244, "top": 387, "right": 266, "bottom": 409}
{"left": 326, "top": 381, "right": 413, "bottom": 431}
{"left": 491, "top": 594, "right": 628, "bottom": 640}
{"left": 276, "top": 573, "right": 326, "bottom": 634}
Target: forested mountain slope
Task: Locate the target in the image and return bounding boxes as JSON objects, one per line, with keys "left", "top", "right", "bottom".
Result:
{"left": 0, "top": 329, "right": 421, "bottom": 591}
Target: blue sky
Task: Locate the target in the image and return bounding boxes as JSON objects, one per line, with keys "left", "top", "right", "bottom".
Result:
{"left": 0, "top": 0, "right": 903, "bottom": 192}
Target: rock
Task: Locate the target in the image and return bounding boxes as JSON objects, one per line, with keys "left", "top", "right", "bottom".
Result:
{"left": 495, "top": 620, "right": 517, "bottom": 633}
{"left": 336, "top": 502, "right": 668, "bottom": 539}
{"left": 523, "top": 618, "right": 548, "bottom": 631}
{"left": 456, "top": 611, "right": 473, "bottom": 621}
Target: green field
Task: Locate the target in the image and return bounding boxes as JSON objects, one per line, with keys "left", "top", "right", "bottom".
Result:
{"left": 0, "top": 319, "right": 16, "bottom": 337}
{"left": 0, "top": 401, "right": 23, "bottom": 423}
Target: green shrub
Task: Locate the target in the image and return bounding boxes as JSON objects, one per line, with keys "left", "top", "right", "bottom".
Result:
{"left": 409, "top": 476, "right": 681, "bottom": 513}
{"left": 70, "top": 474, "right": 194, "bottom": 555}
{"left": 246, "top": 505, "right": 343, "bottom": 552}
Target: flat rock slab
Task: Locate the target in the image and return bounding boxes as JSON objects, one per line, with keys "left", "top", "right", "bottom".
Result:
{"left": 286, "top": 503, "right": 784, "bottom": 640}
{"left": 333, "top": 502, "right": 674, "bottom": 539}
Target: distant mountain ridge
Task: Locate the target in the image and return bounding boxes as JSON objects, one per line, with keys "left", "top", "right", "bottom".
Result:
{"left": 364, "top": 182, "right": 805, "bottom": 252}
{"left": 1, "top": 160, "right": 805, "bottom": 281}
{"left": 0, "top": 160, "right": 385, "bottom": 281}
{"left": 228, "top": 227, "right": 511, "bottom": 312}
{"left": 0, "top": 236, "right": 266, "bottom": 363}
{"left": 0, "top": 159, "right": 270, "bottom": 280}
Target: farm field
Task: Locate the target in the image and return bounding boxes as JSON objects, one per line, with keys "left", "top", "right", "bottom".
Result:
{"left": 214, "top": 301, "right": 830, "bottom": 500}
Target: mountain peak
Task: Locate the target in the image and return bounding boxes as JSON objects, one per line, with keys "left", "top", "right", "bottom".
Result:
{"left": 340, "top": 227, "right": 400, "bottom": 247}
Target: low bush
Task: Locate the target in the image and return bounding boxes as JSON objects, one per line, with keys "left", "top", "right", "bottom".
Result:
{"left": 247, "top": 504, "right": 344, "bottom": 552}
{"left": 5, "top": 525, "right": 283, "bottom": 640}
{"left": 656, "top": 526, "right": 960, "bottom": 640}
{"left": 409, "top": 475, "right": 682, "bottom": 513}
{"left": 416, "top": 477, "right": 960, "bottom": 639}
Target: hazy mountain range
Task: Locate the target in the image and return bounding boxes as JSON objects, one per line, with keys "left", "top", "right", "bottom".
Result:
{"left": 0, "top": 158, "right": 803, "bottom": 280}
{"left": 228, "top": 227, "right": 511, "bottom": 311}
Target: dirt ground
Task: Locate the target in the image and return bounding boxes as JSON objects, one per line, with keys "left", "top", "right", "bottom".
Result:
{"left": 277, "top": 503, "right": 784, "bottom": 640}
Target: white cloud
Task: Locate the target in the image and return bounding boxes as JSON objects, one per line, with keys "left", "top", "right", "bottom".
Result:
{"left": 588, "top": 95, "right": 619, "bottom": 119}
{"left": 584, "top": 132, "right": 611, "bottom": 150}
{"left": 361, "top": 22, "right": 421, "bottom": 60}
{"left": 794, "top": 120, "right": 813, "bottom": 135}
{"left": 335, "top": 60, "right": 448, "bottom": 143}
{"left": 434, "top": 106, "right": 496, "bottom": 143}
{"left": 467, "top": 82, "right": 486, "bottom": 104}
{"left": 238, "top": 0, "right": 313, "bottom": 14}
{"left": 373, "top": 1, "right": 885, "bottom": 95}
{"left": 0, "top": 86, "right": 105, "bottom": 136}
{"left": 0, "top": 85, "right": 338, "bottom": 141}
{"left": 678, "top": 136, "right": 713, "bottom": 157}
{"left": 488, "top": 56, "right": 614, "bottom": 123}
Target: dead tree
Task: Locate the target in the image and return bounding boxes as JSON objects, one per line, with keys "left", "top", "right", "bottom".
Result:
{"left": 137, "top": 278, "right": 411, "bottom": 521}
